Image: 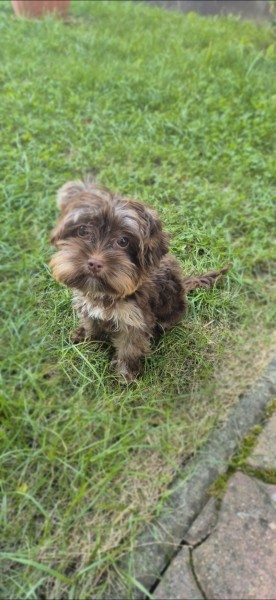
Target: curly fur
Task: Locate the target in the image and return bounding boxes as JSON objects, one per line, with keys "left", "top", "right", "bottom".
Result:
{"left": 50, "top": 179, "right": 228, "bottom": 381}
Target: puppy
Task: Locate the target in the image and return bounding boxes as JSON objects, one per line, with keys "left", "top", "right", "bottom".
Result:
{"left": 50, "top": 180, "right": 228, "bottom": 381}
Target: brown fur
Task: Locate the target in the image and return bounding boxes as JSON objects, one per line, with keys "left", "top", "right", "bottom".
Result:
{"left": 50, "top": 179, "right": 228, "bottom": 381}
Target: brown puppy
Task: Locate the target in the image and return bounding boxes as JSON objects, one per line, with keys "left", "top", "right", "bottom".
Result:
{"left": 50, "top": 180, "right": 228, "bottom": 381}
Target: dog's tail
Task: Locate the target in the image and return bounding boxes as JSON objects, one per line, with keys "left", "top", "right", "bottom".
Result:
{"left": 183, "top": 264, "right": 230, "bottom": 293}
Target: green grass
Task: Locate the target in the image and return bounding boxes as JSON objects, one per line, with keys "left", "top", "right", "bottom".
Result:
{"left": 0, "top": 0, "right": 275, "bottom": 597}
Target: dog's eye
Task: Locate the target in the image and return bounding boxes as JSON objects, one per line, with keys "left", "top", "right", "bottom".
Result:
{"left": 78, "top": 225, "right": 89, "bottom": 237}
{"left": 116, "top": 236, "right": 129, "bottom": 248}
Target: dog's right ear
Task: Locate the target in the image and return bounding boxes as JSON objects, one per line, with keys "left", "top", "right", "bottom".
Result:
{"left": 57, "top": 180, "right": 88, "bottom": 212}
{"left": 50, "top": 181, "right": 87, "bottom": 245}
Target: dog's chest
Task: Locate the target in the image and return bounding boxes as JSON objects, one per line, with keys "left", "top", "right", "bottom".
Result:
{"left": 73, "top": 293, "right": 145, "bottom": 330}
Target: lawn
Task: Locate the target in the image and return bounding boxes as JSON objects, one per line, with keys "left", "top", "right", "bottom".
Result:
{"left": 0, "top": 0, "right": 275, "bottom": 597}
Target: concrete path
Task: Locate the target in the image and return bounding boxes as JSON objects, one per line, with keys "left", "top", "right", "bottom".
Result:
{"left": 144, "top": 1, "right": 272, "bottom": 21}
{"left": 106, "top": 359, "right": 276, "bottom": 600}
{"left": 153, "top": 414, "right": 276, "bottom": 600}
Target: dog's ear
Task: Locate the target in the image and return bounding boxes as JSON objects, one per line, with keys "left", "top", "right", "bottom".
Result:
{"left": 50, "top": 181, "right": 85, "bottom": 245}
{"left": 143, "top": 208, "right": 170, "bottom": 267}
{"left": 57, "top": 179, "right": 114, "bottom": 213}
{"left": 123, "top": 200, "right": 169, "bottom": 267}
{"left": 51, "top": 180, "right": 114, "bottom": 245}
{"left": 50, "top": 219, "right": 64, "bottom": 246}
{"left": 57, "top": 180, "right": 88, "bottom": 212}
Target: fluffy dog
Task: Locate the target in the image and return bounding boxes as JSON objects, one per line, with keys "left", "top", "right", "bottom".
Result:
{"left": 50, "top": 180, "right": 228, "bottom": 381}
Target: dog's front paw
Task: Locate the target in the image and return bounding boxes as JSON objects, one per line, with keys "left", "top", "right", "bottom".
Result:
{"left": 71, "top": 326, "right": 87, "bottom": 344}
{"left": 111, "top": 358, "right": 139, "bottom": 383}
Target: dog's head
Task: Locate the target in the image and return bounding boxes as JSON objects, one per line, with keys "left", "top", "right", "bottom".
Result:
{"left": 50, "top": 180, "right": 169, "bottom": 298}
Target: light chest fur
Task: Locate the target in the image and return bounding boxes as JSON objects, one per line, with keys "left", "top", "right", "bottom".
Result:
{"left": 73, "top": 292, "right": 146, "bottom": 331}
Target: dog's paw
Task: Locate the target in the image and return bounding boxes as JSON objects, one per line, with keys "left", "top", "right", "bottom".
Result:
{"left": 111, "top": 358, "right": 139, "bottom": 383}
{"left": 71, "top": 326, "right": 87, "bottom": 344}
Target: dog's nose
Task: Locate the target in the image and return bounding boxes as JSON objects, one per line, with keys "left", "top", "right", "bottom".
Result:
{"left": 87, "top": 258, "right": 103, "bottom": 273}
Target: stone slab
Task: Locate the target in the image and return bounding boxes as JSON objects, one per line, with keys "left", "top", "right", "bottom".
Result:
{"left": 153, "top": 546, "right": 203, "bottom": 600}
{"left": 246, "top": 413, "right": 276, "bottom": 471}
{"left": 193, "top": 471, "right": 276, "bottom": 600}
{"left": 184, "top": 497, "right": 218, "bottom": 546}
{"left": 105, "top": 358, "right": 276, "bottom": 599}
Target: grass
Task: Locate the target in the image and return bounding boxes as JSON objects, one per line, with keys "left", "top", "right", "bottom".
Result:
{"left": 0, "top": 0, "right": 275, "bottom": 597}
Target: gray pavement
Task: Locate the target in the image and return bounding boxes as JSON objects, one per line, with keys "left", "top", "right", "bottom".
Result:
{"left": 144, "top": 1, "right": 272, "bottom": 21}
{"left": 153, "top": 413, "right": 276, "bottom": 600}
{"left": 106, "top": 358, "right": 276, "bottom": 600}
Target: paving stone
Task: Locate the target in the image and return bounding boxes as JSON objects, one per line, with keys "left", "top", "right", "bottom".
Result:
{"left": 184, "top": 497, "right": 218, "bottom": 546}
{"left": 193, "top": 472, "right": 276, "bottom": 599}
{"left": 106, "top": 358, "right": 276, "bottom": 600}
{"left": 153, "top": 546, "right": 203, "bottom": 600}
{"left": 246, "top": 413, "right": 276, "bottom": 471}
{"left": 145, "top": 1, "right": 271, "bottom": 20}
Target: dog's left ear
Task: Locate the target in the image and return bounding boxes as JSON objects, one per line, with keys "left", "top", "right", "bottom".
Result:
{"left": 141, "top": 207, "right": 170, "bottom": 267}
